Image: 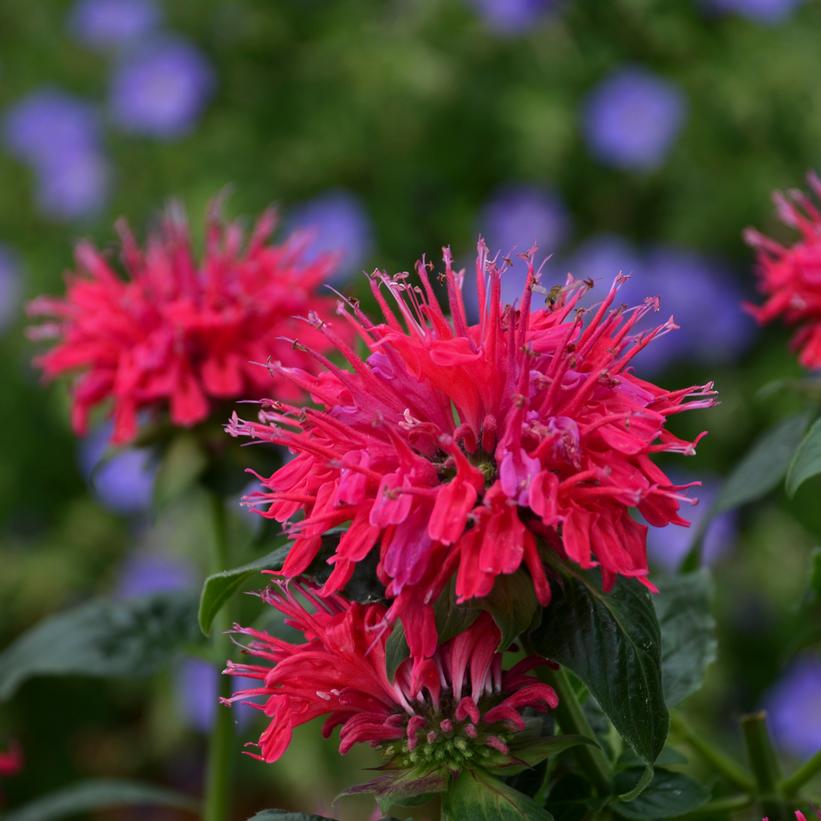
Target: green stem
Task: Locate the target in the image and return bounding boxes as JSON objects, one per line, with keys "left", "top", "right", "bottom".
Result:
{"left": 203, "top": 492, "right": 234, "bottom": 821}
{"left": 542, "top": 667, "right": 612, "bottom": 795}
{"left": 675, "top": 793, "right": 753, "bottom": 819}
{"left": 670, "top": 713, "right": 755, "bottom": 792}
{"left": 781, "top": 748, "right": 821, "bottom": 796}
{"left": 741, "top": 711, "right": 787, "bottom": 821}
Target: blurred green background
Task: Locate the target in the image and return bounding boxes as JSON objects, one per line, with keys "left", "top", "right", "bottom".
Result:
{"left": 1, "top": 0, "right": 820, "bottom": 817}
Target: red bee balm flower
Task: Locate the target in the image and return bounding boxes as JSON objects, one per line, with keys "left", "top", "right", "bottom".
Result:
{"left": 0, "top": 741, "right": 22, "bottom": 805}
{"left": 229, "top": 243, "right": 716, "bottom": 658}
{"left": 0, "top": 742, "right": 21, "bottom": 778}
{"left": 224, "top": 582, "right": 558, "bottom": 771}
{"left": 745, "top": 172, "right": 821, "bottom": 369}
{"left": 28, "top": 201, "right": 343, "bottom": 444}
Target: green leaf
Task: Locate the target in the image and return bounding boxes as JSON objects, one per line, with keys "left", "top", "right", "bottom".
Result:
{"left": 610, "top": 767, "right": 710, "bottom": 819}
{"left": 198, "top": 543, "right": 289, "bottom": 635}
{"left": 481, "top": 570, "right": 539, "bottom": 650}
{"left": 385, "top": 620, "right": 410, "bottom": 681}
{"left": 682, "top": 413, "right": 811, "bottom": 571}
{"left": 4, "top": 780, "right": 197, "bottom": 821}
{"left": 529, "top": 566, "right": 668, "bottom": 765}
{"left": 500, "top": 734, "right": 600, "bottom": 774}
{"left": 714, "top": 413, "right": 810, "bottom": 515}
{"left": 152, "top": 433, "right": 208, "bottom": 509}
{"left": 341, "top": 768, "right": 447, "bottom": 803}
{"left": 434, "top": 581, "right": 482, "bottom": 644}
{"left": 543, "top": 772, "right": 608, "bottom": 821}
{"left": 655, "top": 570, "right": 717, "bottom": 707}
{"left": 443, "top": 770, "right": 554, "bottom": 820}
{"left": 0, "top": 592, "right": 201, "bottom": 700}
{"left": 432, "top": 572, "right": 538, "bottom": 654}
{"left": 786, "top": 417, "right": 821, "bottom": 497}
{"left": 617, "top": 764, "right": 654, "bottom": 802}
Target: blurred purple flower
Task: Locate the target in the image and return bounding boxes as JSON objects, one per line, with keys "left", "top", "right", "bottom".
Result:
{"left": 646, "top": 475, "right": 737, "bottom": 571}
{"left": 33, "top": 149, "right": 110, "bottom": 220}
{"left": 582, "top": 67, "right": 686, "bottom": 171}
{"left": 568, "top": 233, "right": 643, "bottom": 283}
{"left": 109, "top": 38, "right": 215, "bottom": 137}
{"left": 3, "top": 89, "right": 99, "bottom": 167}
{"left": 116, "top": 550, "right": 196, "bottom": 599}
{"left": 467, "top": 0, "right": 556, "bottom": 33}
{"left": 69, "top": 0, "right": 161, "bottom": 49}
{"left": 177, "top": 659, "right": 255, "bottom": 732}
{"left": 285, "top": 190, "right": 373, "bottom": 283}
{"left": 0, "top": 245, "right": 22, "bottom": 332}
{"left": 638, "top": 247, "right": 754, "bottom": 371}
{"left": 79, "top": 423, "right": 155, "bottom": 514}
{"left": 480, "top": 184, "right": 570, "bottom": 260}
{"left": 765, "top": 655, "right": 821, "bottom": 758}
{"left": 3, "top": 89, "right": 109, "bottom": 219}
{"left": 568, "top": 237, "right": 754, "bottom": 372}
{"left": 706, "top": 0, "right": 803, "bottom": 23}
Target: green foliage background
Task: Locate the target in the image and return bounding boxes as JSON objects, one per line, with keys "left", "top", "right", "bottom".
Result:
{"left": 1, "top": 0, "right": 820, "bottom": 816}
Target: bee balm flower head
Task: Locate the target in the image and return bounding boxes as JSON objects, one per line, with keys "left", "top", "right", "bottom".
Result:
{"left": 224, "top": 581, "right": 558, "bottom": 777}
{"left": 745, "top": 172, "right": 821, "bottom": 369}
{"left": 0, "top": 741, "right": 21, "bottom": 778}
{"left": 229, "top": 242, "right": 716, "bottom": 660}
{"left": 28, "top": 199, "right": 344, "bottom": 444}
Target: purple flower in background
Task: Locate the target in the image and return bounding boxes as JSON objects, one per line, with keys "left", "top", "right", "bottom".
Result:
{"left": 116, "top": 550, "right": 196, "bottom": 599}
{"left": 647, "top": 475, "right": 737, "bottom": 571}
{"left": 467, "top": 0, "right": 556, "bottom": 33}
{"left": 481, "top": 184, "right": 570, "bottom": 260}
{"left": 582, "top": 67, "right": 686, "bottom": 171}
{"left": 3, "top": 90, "right": 99, "bottom": 167}
{"left": 3, "top": 89, "right": 109, "bottom": 219}
{"left": 69, "top": 0, "right": 161, "bottom": 49}
{"left": 568, "top": 233, "right": 643, "bottom": 283}
{"left": 765, "top": 655, "right": 821, "bottom": 758}
{"left": 568, "top": 237, "right": 754, "bottom": 372}
{"left": 639, "top": 247, "right": 755, "bottom": 371}
{"left": 178, "top": 659, "right": 218, "bottom": 732}
{"left": 34, "top": 150, "right": 110, "bottom": 220}
{"left": 79, "top": 424, "right": 156, "bottom": 514}
{"left": 706, "top": 0, "right": 803, "bottom": 24}
{"left": 110, "top": 38, "right": 215, "bottom": 137}
{"left": 285, "top": 190, "right": 373, "bottom": 283}
{"left": 0, "top": 245, "right": 22, "bottom": 332}
{"left": 177, "top": 659, "right": 255, "bottom": 732}
{"left": 462, "top": 184, "right": 569, "bottom": 319}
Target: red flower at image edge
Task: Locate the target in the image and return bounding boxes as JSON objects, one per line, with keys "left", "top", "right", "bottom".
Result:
{"left": 745, "top": 172, "right": 821, "bottom": 369}
{"left": 229, "top": 242, "right": 716, "bottom": 660}
{"left": 224, "top": 581, "right": 557, "bottom": 767}
{"left": 0, "top": 741, "right": 22, "bottom": 803}
{"left": 28, "top": 201, "right": 345, "bottom": 444}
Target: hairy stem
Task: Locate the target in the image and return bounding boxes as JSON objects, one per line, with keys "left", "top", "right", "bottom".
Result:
{"left": 670, "top": 713, "right": 755, "bottom": 792}
{"left": 742, "top": 711, "right": 788, "bottom": 821}
{"left": 203, "top": 491, "right": 234, "bottom": 821}
{"left": 542, "top": 667, "right": 612, "bottom": 795}
{"left": 781, "top": 748, "right": 821, "bottom": 797}
{"left": 676, "top": 793, "right": 753, "bottom": 819}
